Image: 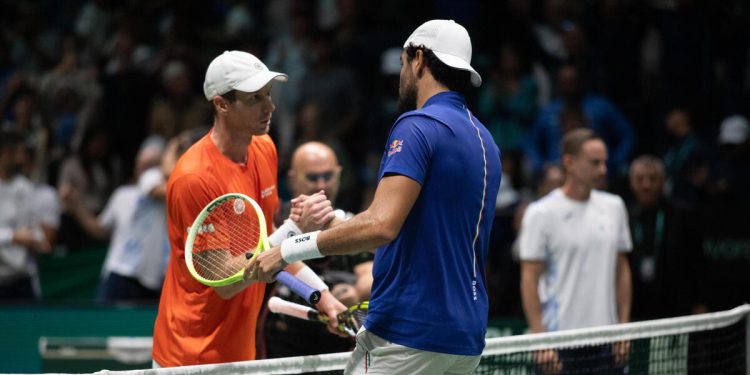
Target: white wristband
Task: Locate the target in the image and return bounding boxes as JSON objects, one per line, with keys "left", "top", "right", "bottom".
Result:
{"left": 269, "top": 219, "right": 302, "bottom": 247}
{"left": 281, "top": 231, "right": 323, "bottom": 263}
{"left": 294, "top": 265, "right": 329, "bottom": 291}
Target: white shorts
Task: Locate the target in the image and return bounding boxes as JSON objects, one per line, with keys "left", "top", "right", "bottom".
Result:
{"left": 344, "top": 327, "right": 481, "bottom": 375}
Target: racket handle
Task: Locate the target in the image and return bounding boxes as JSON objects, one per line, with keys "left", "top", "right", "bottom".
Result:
{"left": 276, "top": 271, "right": 321, "bottom": 305}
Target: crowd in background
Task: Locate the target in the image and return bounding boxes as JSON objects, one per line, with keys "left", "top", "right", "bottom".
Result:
{"left": 1, "top": 0, "right": 749, "bottom": 323}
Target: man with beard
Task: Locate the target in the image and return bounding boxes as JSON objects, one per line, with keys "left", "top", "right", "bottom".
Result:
{"left": 250, "top": 20, "right": 502, "bottom": 374}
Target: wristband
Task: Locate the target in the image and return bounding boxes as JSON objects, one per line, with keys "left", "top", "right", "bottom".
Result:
{"left": 281, "top": 231, "right": 323, "bottom": 263}
{"left": 269, "top": 219, "right": 302, "bottom": 247}
{"left": 294, "top": 265, "right": 329, "bottom": 291}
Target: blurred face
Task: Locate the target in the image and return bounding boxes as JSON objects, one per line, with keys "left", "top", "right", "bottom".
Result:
{"left": 398, "top": 50, "right": 418, "bottom": 114}
{"left": 665, "top": 110, "right": 690, "bottom": 138}
{"left": 630, "top": 162, "right": 663, "bottom": 206}
{"left": 223, "top": 83, "right": 276, "bottom": 135}
{"left": 288, "top": 146, "right": 341, "bottom": 203}
{"left": 565, "top": 139, "right": 608, "bottom": 189}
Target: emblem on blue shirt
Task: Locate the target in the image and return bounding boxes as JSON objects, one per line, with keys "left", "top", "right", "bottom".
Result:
{"left": 387, "top": 139, "right": 403, "bottom": 156}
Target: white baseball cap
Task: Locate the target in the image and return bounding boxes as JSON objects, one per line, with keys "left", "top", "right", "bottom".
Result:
{"left": 403, "top": 19, "right": 482, "bottom": 87}
{"left": 203, "top": 50, "right": 288, "bottom": 101}
{"left": 718, "top": 115, "right": 750, "bottom": 145}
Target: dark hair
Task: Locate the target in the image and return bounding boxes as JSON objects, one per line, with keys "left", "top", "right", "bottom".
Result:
{"left": 561, "top": 128, "right": 602, "bottom": 157}
{"left": 404, "top": 45, "right": 472, "bottom": 95}
{"left": 209, "top": 90, "right": 238, "bottom": 118}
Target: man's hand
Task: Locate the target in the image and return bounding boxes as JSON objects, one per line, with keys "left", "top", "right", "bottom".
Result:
{"left": 290, "top": 191, "right": 335, "bottom": 232}
{"left": 13, "top": 228, "right": 51, "bottom": 254}
{"left": 534, "top": 349, "right": 562, "bottom": 374}
{"left": 612, "top": 341, "right": 631, "bottom": 367}
{"left": 248, "top": 246, "right": 287, "bottom": 283}
{"left": 316, "top": 290, "right": 349, "bottom": 337}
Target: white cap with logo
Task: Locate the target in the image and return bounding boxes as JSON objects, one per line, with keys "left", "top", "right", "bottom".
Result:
{"left": 203, "top": 50, "right": 288, "bottom": 101}
{"left": 403, "top": 19, "right": 482, "bottom": 87}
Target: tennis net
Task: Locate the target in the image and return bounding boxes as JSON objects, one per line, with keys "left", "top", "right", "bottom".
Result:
{"left": 89, "top": 304, "right": 748, "bottom": 375}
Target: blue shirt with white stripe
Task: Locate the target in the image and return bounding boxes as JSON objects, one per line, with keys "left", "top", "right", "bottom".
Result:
{"left": 364, "top": 91, "right": 502, "bottom": 356}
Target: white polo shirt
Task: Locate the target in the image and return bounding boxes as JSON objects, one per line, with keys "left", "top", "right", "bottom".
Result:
{"left": 520, "top": 188, "right": 632, "bottom": 331}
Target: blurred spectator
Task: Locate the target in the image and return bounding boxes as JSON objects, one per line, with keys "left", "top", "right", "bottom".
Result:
{"left": 0, "top": 130, "right": 51, "bottom": 300}
{"left": 264, "top": 1, "right": 314, "bottom": 161}
{"left": 296, "top": 30, "right": 362, "bottom": 211}
{"left": 57, "top": 126, "right": 121, "bottom": 250}
{"left": 16, "top": 139, "right": 61, "bottom": 250}
{"left": 710, "top": 114, "right": 750, "bottom": 201}
{"left": 260, "top": 141, "right": 372, "bottom": 359}
{"left": 525, "top": 64, "right": 635, "bottom": 179}
{"left": 99, "top": 26, "right": 152, "bottom": 181}
{"left": 626, "top": 155, "right": 701, "bottom": 320}
{"left": 477, "top": 44, "right": 539, "bottom": 152}
{"left": 148, "top": 60, "right": 208, "bottom": 139}
{"left": 37, "top": 35, "right": 101, "bottom": 153}
{"left": 74, "top": 0, "right": 111, "bottom": 56}
{"left": 0, "top": 82, "right": 50, "bottom": 182}
{"left": 661, "top": 108, "right": 708, "bottom": 205}
{"left": 60, "top": 136, "right": 168, "bottom": 303}
{"left": 359, "top": 47, "right": 402, "bottom": 209}
{"left": 694, "top": 116, "right": 750, "bottom": 311}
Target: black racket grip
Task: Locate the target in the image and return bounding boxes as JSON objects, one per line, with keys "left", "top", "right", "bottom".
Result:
{"left": 276, "top": 271, "right": 321, "bottom": 305}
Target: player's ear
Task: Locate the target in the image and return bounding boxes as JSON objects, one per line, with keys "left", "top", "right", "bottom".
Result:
{"left": 414, "top": 49, "right": 426, "bottom": 78}
{"left": 562, "top": 154, "right": 573, "bottom": 171}
{"left": 212, "top": 96, "right": 228, "bottom": 114}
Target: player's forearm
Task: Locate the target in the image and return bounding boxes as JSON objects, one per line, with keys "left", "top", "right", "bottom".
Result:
{"left": 616, "top": 254, "right": 632, "bottom": 324}
{"left": 520, "top": 268, "right": 545, "bottom": 333}
{"left": 213, "top": 277, "right": 255, "bottom": 299}
{"left": 318, "top": 209, "right": 396, "bottom": 256}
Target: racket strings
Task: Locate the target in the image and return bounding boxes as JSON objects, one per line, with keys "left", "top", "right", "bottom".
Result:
{"left": 192, "top": 198, "right": 262, "bottom": 281}
{"left": 340, "top": 302, "right": 368, "bottom": 335}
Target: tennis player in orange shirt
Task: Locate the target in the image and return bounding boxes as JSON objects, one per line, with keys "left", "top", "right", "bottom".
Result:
{"left": 151, "top": 51, "right": 347, "bottom": 368}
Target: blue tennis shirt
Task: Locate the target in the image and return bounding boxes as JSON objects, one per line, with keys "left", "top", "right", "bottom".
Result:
{"left": 364, "top": 91, "right": 502, "bottom": 356}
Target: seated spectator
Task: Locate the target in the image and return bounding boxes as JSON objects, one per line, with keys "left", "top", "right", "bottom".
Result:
{"left": 260, "top": 141, "right": 372, "bottom": 359}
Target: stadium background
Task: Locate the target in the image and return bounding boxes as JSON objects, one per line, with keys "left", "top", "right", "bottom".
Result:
{"left": 1, "top": 0, "right": 749, "bottom": 372}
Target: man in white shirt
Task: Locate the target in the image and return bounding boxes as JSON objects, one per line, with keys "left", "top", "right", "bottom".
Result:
{"left": 61, "top": 136, "right": 169, "bottom": 302}
{"left": 520, "top": 128, "right": 632, "bottom": 374}
{"left": 0, "top": 131, "right": 51, "bottom": 300}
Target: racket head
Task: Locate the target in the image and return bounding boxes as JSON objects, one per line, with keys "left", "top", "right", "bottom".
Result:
{"left": 340, "top": 300, "right": 369, "bottom": 336}
{"left": 185, "top": 193, "right": 268, "bottom": 287}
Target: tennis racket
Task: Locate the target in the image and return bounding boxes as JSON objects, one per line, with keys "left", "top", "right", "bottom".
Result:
{"left": 185, "top": 193, "right": 321, "bottom": 304}
{"left": 268, "top": 296, "right": 369, "bottom": 336}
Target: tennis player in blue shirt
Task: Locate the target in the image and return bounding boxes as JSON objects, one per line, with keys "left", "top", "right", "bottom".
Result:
{"left": 251, "top": 19, "right": 502, "bottom": 374}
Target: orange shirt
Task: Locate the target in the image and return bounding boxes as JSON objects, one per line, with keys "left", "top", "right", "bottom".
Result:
{"left": 152, "top": 132, "right": 279, "bottom": 367}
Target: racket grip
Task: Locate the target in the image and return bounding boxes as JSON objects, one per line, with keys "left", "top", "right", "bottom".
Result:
{"left": 276, "top": 271, "right": 321, "bottom": 305}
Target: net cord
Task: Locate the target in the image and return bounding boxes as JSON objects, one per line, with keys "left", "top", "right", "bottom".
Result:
{"left": 483, "top": 304, "right": 750, "bottom": 356}
{"left": 84, "top": 304, "right": 749, "bottom": 375}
